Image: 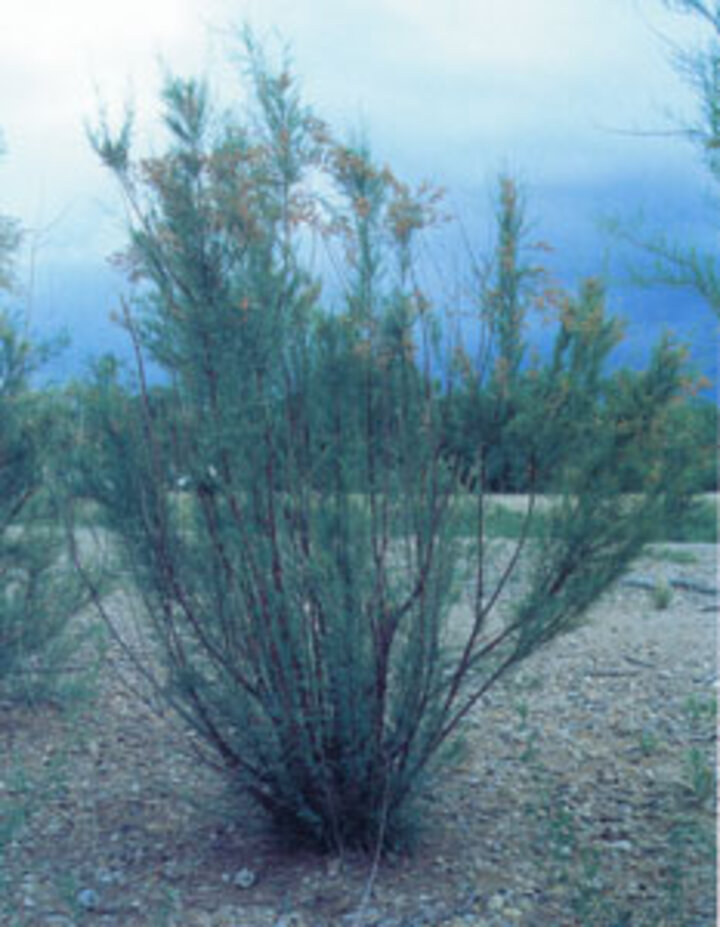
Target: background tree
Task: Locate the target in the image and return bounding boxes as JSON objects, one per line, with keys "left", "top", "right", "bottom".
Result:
{"left": 0, "top": 142, "right": 20, "bottom": 293}
{"left": 657, "top": 0, "right": 720, "bottom": 312}
{"left": 442, "top": 182, "right": 709, "bottom": 501}
{"left": 0, "top": 139, "right": 87, "bottom": 701}
{"left": 611, "top": 1, "right": 720, "bottom": 316}
{"left": 78, "top": 38, "right": 697, "bottom": 854}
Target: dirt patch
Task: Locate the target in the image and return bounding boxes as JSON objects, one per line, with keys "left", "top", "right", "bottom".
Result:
{"left": 1, "top": 543, "right": 717, "bottom": 926}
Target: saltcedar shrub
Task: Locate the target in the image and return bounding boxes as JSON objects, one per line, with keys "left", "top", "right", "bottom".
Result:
{"left": 80, "top": 36, "right": 696, "bottom": 852}
{"left": 0, "top": 315, "right": 86, "bottom": 701}
{"left": 0, "top": 137, "right": 89, "bottom": 703}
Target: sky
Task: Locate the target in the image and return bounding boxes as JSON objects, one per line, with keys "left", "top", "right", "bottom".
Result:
{"left": 0, "top": 0, "right": 716, "bottom": 381}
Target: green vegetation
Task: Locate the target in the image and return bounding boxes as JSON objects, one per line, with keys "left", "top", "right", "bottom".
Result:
{"left": 646, "top": 547, "right": 700, "bottom": 564}
{"left": 0, "top": 20, "right": 715, "bottom": 926}
{"left": 516, "top": 693, "right": 716, "bottom": 925}
{"left": 610, "top": 1, "right": 720, "bottom": 318}
{"left": 0, "top": 344, "right": 89, "bottom": 702}
{"left": 63, "top": 34, "right": 702, "bottom": 855}
{"left": 0, "top": 147, "right": 101, "bottom": 924}
{"left": 683, "top": 692, "right": 717, "bottom": 725}
{"left": 663, "top": 0, "right": 720, "bottom": 316}
{"left": 652, "top": 494, "right": 717, "bottom": 542}
{"left": 0, "top": 144, "right": 88, "bottom": 705}
{"left": 452, "top": 493, "right": 717, "bottom": 543}
{"left": 650, "top": 577, "right": 674, "bottom": 610}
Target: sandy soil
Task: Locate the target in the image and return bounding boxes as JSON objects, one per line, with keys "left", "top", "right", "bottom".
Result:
{"left": 1, "top": 542, "right": 717, "bottom": 926}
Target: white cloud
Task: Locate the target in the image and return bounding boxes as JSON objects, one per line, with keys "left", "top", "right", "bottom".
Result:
{"left": 0, "top": 0, "right": 207, "bottom": 251}
{"left": 0, "top": 0, "right": 712, "bottom": 282}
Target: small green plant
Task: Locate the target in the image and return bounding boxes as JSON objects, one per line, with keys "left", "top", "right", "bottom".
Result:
{"left": 638, "top": 727, "right": 659, "bottom": 757}
{"left": 682, "top": 693, "right": 717, "bottom": 726}
{"left": 546, "top": 801, "right": 577, "bottom": 866}
{"left": 514, "top": 700, "right": 540, "bottom": 763}
{"left": 650, "top": 577, "right": 673, "bottom": 610}
{"left": 681, "top": 747, "right": 716, "bottom": 807}
{"left": 514, "top": 672, "right": 544, "bottom": 694}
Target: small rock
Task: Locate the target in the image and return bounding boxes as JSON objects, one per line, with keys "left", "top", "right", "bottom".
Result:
{"left": 232, "top": 867, "right": 257, "bottom": 889}
{"left": 609, "top": 839, "right": 633, "bottom": 853}
{"left": 504, "top": 908, "right": 524, "bottom": 921}
{"left": 97, "top": 866, "right": 124, "bottom": 885}
{"left": 275, "top": 914, "right": 307, "bottom": 927}
{"left": 341, "top": 909, "right": 382, "bottom": 925}
{"left": 76, "top": 888, "right": 100, "bottom": 910}
{"left": 488, "top": 893, "right": 506, "bottom": 913}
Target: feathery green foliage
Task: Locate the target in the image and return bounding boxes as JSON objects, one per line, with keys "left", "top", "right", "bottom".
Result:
{"left": 0, "top": 155, "right": 87, "bottom": 701}
{"left": 612, "top": 1, "right": 720, "bottom": 314}
{"left": 79, "top": 37, "right": 697, "bottom": 853}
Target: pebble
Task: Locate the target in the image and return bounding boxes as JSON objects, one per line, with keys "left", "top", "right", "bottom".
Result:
{"left": 97, "top": 866, "right": 124, "bottom": 885}
{"left": 487, "top": 893, "right": 506, "bottom": 913}
{"left": 232, "top": 867, "right": 257, "bottom": 889}
{"left": 275, "top": 914, "right": 308, "bottom": 927}
{"left": 76, "top": 887, "right": 100, "bottom": 910}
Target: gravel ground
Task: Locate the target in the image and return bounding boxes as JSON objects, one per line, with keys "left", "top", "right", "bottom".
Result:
{"left": 1, "top": 542, "right": 716, "bottom": 926}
